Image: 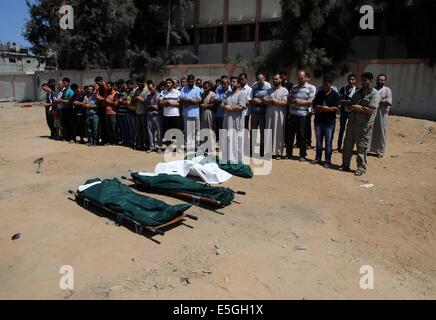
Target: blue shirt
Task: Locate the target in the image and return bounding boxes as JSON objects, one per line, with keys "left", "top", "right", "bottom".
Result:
{"left": 251, "top": 82, "right": 271, "bottom": 114}
{"left": 180, "top": 85, "right": 202, "bottom": 118}
{"left": 84, "top": 94, "right": 98, "bottom": 116}
{"left": 58, "top": 87, "right": 74, "bottom": 110}
{"left": 215, "top": 86, "right": 232, "bottom": 118}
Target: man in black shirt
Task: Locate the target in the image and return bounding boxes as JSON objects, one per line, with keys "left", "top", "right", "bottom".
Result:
{"left": 311, "top": 76, "right": 340, "bottom": 168}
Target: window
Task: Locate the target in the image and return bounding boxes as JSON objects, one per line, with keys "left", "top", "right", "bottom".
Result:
{"left": 8, "top": 58, "right": 16, "bottom": 63}
{"left": 228, "top": 24, "right": 255, "bottom": 42}
{"left": 199, "top": 27, "right": 224, "bottom": 44}
{"left": 259, "top": 21, "right": 281, "bottom": 41}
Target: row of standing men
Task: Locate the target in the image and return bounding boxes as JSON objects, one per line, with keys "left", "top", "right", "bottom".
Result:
{"left": 42, "top": 71, "right": 392, "bottom": 175}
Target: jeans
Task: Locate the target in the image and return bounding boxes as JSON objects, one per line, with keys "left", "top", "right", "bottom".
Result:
{"left": 117, "top": 114, "right": 130, "bottom": 145}
{"left": 147, "top": 114, "right": 163, "bottom": 149}
{"left": 105, "top": 114, "right": 117, "bottom": 144}
{"left": 86, "top": 114, "right": 99, "bottom": 145}
{"left": 315, "top": 122, "right": 336, "bottom": 163}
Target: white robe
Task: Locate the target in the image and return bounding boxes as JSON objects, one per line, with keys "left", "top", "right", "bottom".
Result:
{"left": 369, "top": 86, "right": 393, "bottom": 156}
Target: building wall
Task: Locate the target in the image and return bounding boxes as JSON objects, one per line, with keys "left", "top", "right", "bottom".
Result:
{"left": 199, "top": 44, "right": 224, "bottom": 64}
{"left": 228, "top": 42, "right": 255, "bottom": 62}
{"left": 2, "top": 61, "right": 434, "bottom": 120}
{"left": 228, "top": 0, "right": 257, "bottom": 21}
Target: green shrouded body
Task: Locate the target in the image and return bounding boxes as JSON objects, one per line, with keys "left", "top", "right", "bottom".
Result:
{"left": 131, "top": 173, "right": 235, "bottom": 206}
{"left": 78, "top": 178, "right": 192, "bottom": 227}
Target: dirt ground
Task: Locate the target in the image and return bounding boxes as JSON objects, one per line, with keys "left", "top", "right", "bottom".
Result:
{"left": 0, "top": 101, "right": 435, "bottom": 300}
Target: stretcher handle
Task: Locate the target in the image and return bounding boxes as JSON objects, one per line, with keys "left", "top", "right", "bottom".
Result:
{"left": 236, "top": 191, "right": 246, "bottom": 195}
{"left": 149, "top": 228, "right": 165, "bottom": 236}
{"left": 186, "top": 214, "right": 198, "bottom": 221}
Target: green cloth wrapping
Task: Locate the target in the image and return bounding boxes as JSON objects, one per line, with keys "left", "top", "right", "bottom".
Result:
{"left": 78, "top": 178, "right": 192, "bottom": 227}
{"left": 131, "top": 173, "right": 235, "bottom": 207}
{"left": 194, "top": 156, "right": 254, "bottom": 179}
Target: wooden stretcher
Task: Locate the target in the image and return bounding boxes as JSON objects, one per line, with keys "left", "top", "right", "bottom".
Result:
{"left": 121, "top": 176, "right": 246, "bottom": 209}
{"left": 68, "top": 190, "right": 198, "bottom": 237}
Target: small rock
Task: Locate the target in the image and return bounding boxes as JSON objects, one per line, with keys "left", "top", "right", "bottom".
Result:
{"left": 11, "top": 233, "right": 21, "bottom": 241}
{"left": 110, "top": 285, "right": 124, "bottom": 291}
{"left": 224, "top": 277, "right": 230, "bottom": 283}
{"left": 215, "top": 249, "right": 224, "bottom": 256}
{"left": 214, "top": 243, "right": 220, "bottom": 250}
{"left": 294, "top": 245, "right": 307, "bottom": 251}
{"left": 181, "top": 277, "right": 191, "bottom": 285}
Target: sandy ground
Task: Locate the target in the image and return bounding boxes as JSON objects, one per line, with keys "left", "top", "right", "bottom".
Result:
{"left": 0, "top": 101, "right": 435, "bottom": 300}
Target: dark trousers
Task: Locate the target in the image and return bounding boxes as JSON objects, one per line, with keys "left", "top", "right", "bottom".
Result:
{"left": 127, "top": 113, "right": 136, "bottom": 147}
{"left": 163, "top": 116, "right": 182, "bottom": 141}
{"left": 98, "top": 107, "right": 108, "bottom": 144}
{"left": 305, "top": 113, "right": 313, "bottom": 146}
{"left": 106, "top": 114, "right": 118, "bottom": 145}
{"left": 337, "top": 111, "right": 349, "bottom": 151}
{"left": 215, "top": 117, "right": 224, "bottom": 143}
{"left": 136, "top": 114, "right": 148, "bottom": 149}
{"left": 60, "top": 108, "right": 75, "bottom": 141}
{"left": 315, "top": 122, "right": 336, "bottom": 163}
{"left": 75, "top": 114, "right": 86, "bottom": 142}
{"left": 45, "top": 107, "right": 55, "bottom": 138}
{"left": 117, "top": 114, "right": 130, "bottom": 145}
{"left": 251, "top": 113, "right": 266, "bottom": 157}
{"left": 286, "top": 114, "right": 307, "bottom": 158}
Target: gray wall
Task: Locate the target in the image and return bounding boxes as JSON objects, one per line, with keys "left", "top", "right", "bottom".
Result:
{"left": 2, "top": 63, "right": 435, "bottom": 120}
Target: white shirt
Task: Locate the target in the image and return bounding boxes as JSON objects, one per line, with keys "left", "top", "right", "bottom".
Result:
{"left": 160, "top": 89, "right": 181, "bottom": 117}
{"left": 241, "top": 84, "right": 252, "bottom": 118}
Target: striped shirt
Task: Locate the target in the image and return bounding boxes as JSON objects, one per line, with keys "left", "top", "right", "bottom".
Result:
{"left": 288, "top": 83, "right": 316, "bottom": 117}
{"left": 160, "top": 89, "right": 181, "bottom": 117}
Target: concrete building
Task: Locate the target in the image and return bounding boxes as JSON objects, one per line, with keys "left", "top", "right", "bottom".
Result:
{"left": 0, "top": 42, "right": 47, "bottom": 74}
{"left": 177, "top": 0, "right": 408, "bottom": 64}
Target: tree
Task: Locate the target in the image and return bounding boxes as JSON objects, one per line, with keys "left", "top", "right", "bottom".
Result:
{"left": 128, "top": 0, "right": 196, "bottom": 77}
{"left": 24, "top": 0, "right": 137, "bottom": 69}
{"left": 264, "top": 0, "right": 360, "bottom": 77}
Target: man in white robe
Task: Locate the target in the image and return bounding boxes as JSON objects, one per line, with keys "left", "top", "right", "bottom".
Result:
{"left": 369, "top": 74, "right": 393, "bottom": 158}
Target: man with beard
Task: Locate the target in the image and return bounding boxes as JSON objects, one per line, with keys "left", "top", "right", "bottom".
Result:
{"left": 221, "top": 77, "right": 247, "bottom": 163}
{"left": 337, "top": 74, "right": 358, "bottom": 153}
{"left": 368, "top": 74, "right": 393, "bottom": 158}
{"left": 250, "top": 72, "right": 271, "bottom": 157}
{"left": 214, "top": 77, "right": 232, "bottom": 144}
{"left": 341, "top": 72, "right": 380, "bottom": 176}
{"left": 131, "top": 77, "right": 150, "bottom": 151}
{"left": 286, "top": 70, "right": 316, "bottom": 162}
{"left": 265, "top": 74, "right": 289, "bottom": 159}
{"left": 180, "top": 75, "right": 202, "bottom": 151}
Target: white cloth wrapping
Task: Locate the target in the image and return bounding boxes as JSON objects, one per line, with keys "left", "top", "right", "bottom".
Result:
{"left": 78, "top": 181, "right": 102, "bottom": 192}
{"left": 152, "top": 156, "right": 232, "bottom": 184}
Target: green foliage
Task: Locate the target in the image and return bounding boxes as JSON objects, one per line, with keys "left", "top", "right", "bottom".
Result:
{"left": 265, "top": 0, "right": 359, "bottom": 77}
{"left": 24, "top": 0, "right": 196, "bottom": 72}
